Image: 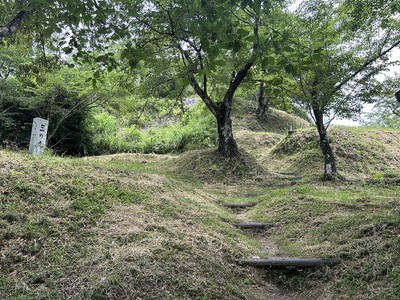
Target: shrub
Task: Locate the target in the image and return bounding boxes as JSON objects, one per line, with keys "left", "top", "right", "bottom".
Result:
{"left": 86, "top": 104, "right": 217, "bottom": 155}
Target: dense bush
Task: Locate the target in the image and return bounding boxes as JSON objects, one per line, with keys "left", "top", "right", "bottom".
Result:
{"left": 86, "top": 103, "right": 217, "bottom": 155}
{"left": 0, "top": 67, "right": 98, "bottom": 155}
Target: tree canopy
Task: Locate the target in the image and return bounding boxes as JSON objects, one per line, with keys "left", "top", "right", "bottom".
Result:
{"left": 0, "top": 0, "right": 399, "bottom": 169}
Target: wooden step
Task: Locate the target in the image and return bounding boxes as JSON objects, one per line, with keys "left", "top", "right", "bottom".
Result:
{"left": 238, "top": 257, "right": 340, "bottom": 269}
{"left": 233, "top": 222, "right": 276, "bottom": 229}
{"left": 267, "top": 181, "right": 297, "bottom": 188}
{"left": 222, "top": 203, "right": 257, "bottom": 209}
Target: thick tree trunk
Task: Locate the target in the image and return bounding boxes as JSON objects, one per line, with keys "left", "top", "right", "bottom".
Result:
{"left": 256, "top": 82, "right": 269, "bottom": 119}
{"left": 216, "top": 102, "right": 240, "bottom": 157}
{"left": 183, "top": 25, "right": 257, "bottom": 157}
{"left": 313, "top": 107, "right": 337, "bottom": 180}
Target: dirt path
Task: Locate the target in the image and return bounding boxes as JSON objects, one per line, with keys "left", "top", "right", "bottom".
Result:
{"left": 224, "top": 205, "right": 307, "bottom": 300}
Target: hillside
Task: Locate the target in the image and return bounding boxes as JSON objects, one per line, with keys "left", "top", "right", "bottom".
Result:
{"left": 1, "top": 111, "right": 400, "bottom": 299}
{"left": 268, "top": 126, "right": 400, "bottom": 181}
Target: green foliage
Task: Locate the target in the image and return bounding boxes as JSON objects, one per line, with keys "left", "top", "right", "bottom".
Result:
{"left": 87, "top": 103, "right": 217, "bottom": 155}
{"left": 285, "top": 0, "right": 398, "bottom": 124}
{"left": 363, "top": 77, "right": 400, "bottom": 128}
{"left": 0, "top": 65, "right": 102, "bottom": 155}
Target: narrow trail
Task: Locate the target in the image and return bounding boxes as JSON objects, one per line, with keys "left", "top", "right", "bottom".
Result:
{"left": 218, "top": 172, "right": 321, "bottom": 300}
{"left": 221, "top": 200, "right": 300, "bottom": 300}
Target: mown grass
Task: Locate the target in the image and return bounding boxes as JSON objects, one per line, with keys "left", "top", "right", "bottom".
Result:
{"left": 1, "top": 123, "right": 400, "bottom": 300}
{"left": 0, "top": 150, "right": 272, "bottom": 300}
{"left": 240, "top": 181, "right": 400, "bottom": 299}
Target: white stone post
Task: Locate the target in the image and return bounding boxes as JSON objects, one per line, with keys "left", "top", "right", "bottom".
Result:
{"left": 29, "top": 118, "right": 49, "bottom": 156}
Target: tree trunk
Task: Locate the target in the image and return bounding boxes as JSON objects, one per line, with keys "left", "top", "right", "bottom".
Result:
{"left": 256, "top": 82, "right": 269, "bottom": 119}
{"left": 313, "top": 107, "right": 337, "bottom": 180}
{"left": 216, "top": 101, "right": 240, "bottom": 156}
{"left": 395, "top": 90, "right": 400, "bottom": 102}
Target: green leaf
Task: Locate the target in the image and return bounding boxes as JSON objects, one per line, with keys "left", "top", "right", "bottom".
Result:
{"left": 127, "top": 9, "right": 138, "bottom": 17}
{"left": 237, "top": 29, "right": 250, "bottom": 38}
{"left": 253, "top": 0, "right": 261, "bottom": 15}
{"left": 284, "top": 46, "right": 295, "bottom": 52}
{"left": 43, "top": 27, "right": 54, "bottom": 38}
{"left": 272, "top": 88, "right": 281, "bottom": 96}
{"left": 233, "top": 40, "right": 241, "bottom": 53}
{"left": 201, "top": 38, "right": 210, "bottom": 51}
{"left": 271, "top": 77, "right": 283, "bottom": 86}
{"left": 240, "top": 0, "right": 249, "bottom": 9}
{"left": 208, "top": 63, "right": 217, "bottom": 71}
{"left": 245, "top": 35, "right": 258, "bottom": 43}
{"left": 93, "top": 70, "right": 100, "bottom": 79}
{"left": 208, "top": 46, "right": 220, "bottom": 57}
{"left": 62, "top": 47, "right": 73, "bottom": 54}
{"left": 220, "top": 42, "right": 232, "bottom": 49}
{"left": 261, "top": 56, "right": 275, "bottom": 69}
{"left": 267, "top": 56, "right": 275, "bottom": 65}
{"left": 261, "top": 57, "right": 268, "bottom": 70}
{"left": 214, "top": 60, "right": 226, "bottom": 67}
{"left": 128, "top": 59, "right": 138, "bottom": 68}
{"left": 284, "top": 63, "right": 296, "bottom": 75}
{"left": 182, "top": 77, "right": 190, "bottom": 85}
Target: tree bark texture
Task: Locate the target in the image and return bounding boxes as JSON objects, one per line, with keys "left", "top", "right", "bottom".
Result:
{"left": 216, "top": 102, "right": 239, "bottom": 157}
{"left": 313, "top": 106, "right": 337, "bottom": 180}
{"left": 256, "top": 82, "right": 269, "bottom": 119}
{"left": 189, "top": 61, "right": 254, "bottom": 157}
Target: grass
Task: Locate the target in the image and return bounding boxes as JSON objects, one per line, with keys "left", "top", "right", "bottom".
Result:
{"left": 1, "top": 121, "right": 400, "bottom": 299}
{"left": 0, "top": 150, "right": 268, "bottom": 300}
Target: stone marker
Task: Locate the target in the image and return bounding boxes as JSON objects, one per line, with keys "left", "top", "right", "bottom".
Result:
{"left": 29, "top": 117, "right": 49, "bottom": 156}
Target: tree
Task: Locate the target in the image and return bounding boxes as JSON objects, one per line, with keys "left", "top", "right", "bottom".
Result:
{"left": 105, "top": 0, "right": 289, "bottom": 157}
{"left": 285, "top": 0, "right": 400, "bottom": 179}
{"left": 2, "top": 0, "right": 292, "bottom": 157}
{"left": 364, "top": 77, "right": 400, "bottom": 127}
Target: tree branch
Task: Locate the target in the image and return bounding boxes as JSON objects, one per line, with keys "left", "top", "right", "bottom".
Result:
{"left": 332, "top": 40, "right": 400, "bottom": 95}
{"left": 178, "top": 46, "right": 217, "bottom": 116}
{"left": 224, "top": 21, "right": 259, "bottom": 104}
{"left": 0, "top": 10, "right": 32, "bottom": 39}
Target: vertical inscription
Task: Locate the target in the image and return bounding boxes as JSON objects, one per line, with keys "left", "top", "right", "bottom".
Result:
{"left": 29, "top": 118, "right": 49, "bottom": 156}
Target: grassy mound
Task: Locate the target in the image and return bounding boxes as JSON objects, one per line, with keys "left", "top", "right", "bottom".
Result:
{"left": 242, "top": 181, "right": 400, "bottom": 299}
{"left": 0, "top": 151, "right": 268, "bottom": 299}
{"left": 170, "top": 148, "right": 268, "bottom": 184}
{"left": 232, "top": 100, "right": 311, "bottom": 133}
{"left": 234, "top": 130, "right": 283, "bottom": 160}
{"left": 2, "top": 123, "right": 400, "bottom": 300}
{"left": 269, "top": 126, "right": 400, "bottom": 180}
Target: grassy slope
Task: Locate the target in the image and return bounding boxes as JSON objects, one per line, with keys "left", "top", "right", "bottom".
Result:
{"left": 1, "top": 108, "right": 400, "bottom": 299}
{"left": 0, "top": 151, "right": 288, "bottom": 299}
{"left": 236, "top": 123, "right": 400, "bottom": 299}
